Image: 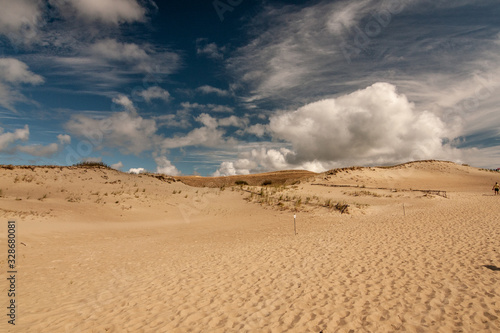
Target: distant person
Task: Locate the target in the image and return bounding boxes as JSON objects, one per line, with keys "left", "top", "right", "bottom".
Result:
{"left": 493, "top": 182, "right": 499, "bottom": 195}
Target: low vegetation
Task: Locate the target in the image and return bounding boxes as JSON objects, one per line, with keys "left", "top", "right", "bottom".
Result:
{"left": 242, "top": 186, "right": 351, "bottom": 214}
{"left": 73, "top": 161, "right": 111, "bottom": 169}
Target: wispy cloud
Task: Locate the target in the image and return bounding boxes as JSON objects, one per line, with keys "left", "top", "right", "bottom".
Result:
{"left": 0, "top": 58, "right": 44, "bottom": 111}
{"left": 65, "top": 110, "right": 159, "bottom": 155}
{"left": 17, "top": 143, "right": 60, "bottom": 157}
{"left": 0, "top": 0, "right": 43, "bottom": 44}
{"left": 196, "top": 38, "right": 226, "bottom": 60}
{"left": 180, "top": 102, "right": 234, "bottom": 113}
{"left": 136, "top": 86, "right": 171, "bottom": 103}
{"left": 227, "top": 0, "right": 499, "bottom": 107}
{"left": 160, "top": 113, "right": 236, "bottom": 149}
{"left": 196, "top": 85, "right": 230, "bottom": 97}
{"left": 49, "top": 0, "right": 151, "bottom": 25}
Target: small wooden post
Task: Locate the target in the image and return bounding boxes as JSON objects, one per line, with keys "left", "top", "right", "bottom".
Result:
{"left": 293, "top": 214, "right": 297, "bottom": 235}
{"left": 403, "top": 204, "right": 406, "bottom": 217}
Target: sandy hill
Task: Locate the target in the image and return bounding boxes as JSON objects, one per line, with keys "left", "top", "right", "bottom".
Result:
{"left": 0, "top": 160, "right": 499, "bottom": 332}
{"left": 176, "top": 169, "right": 317, "bottom": 188}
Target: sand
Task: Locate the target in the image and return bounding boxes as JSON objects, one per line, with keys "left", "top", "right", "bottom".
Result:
{"left": 0, "top": 161, "right": 499, "bottom": 332}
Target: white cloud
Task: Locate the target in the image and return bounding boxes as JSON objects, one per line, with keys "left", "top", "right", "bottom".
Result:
{"left": 137, "top": 86, "right": 171, "bottom": 103}
{"left": 0, "top": 0, "right": 42, "bottom": 42}
{"left": 0, "top": 126, "right": 66, "bottom": 157}
{"left": 10, "top": 133, "right": 71, "bottom": 158}
{"left": 17, "top": 143, "right": 60, "bottom": 157}
{"left": 180, "top": 102, "right": 203, "bottom": 110}
{"left": 196, "top": 38, "right": 226, "bottom": 60}
{"left": 57, "top": 0, "right": 147, "bottom": 24}
{"left": 214, "top": 83, "right": 464, "bottom": 175}
{"left": 65, "top": 111, "right": 158, "bottom": 155}
{"left": 129, "top": 167, "right": 146, "bottom": 174}
{"left": 196, "top": 85, "right": 230, "bottom": 97}
{"left": 237, "top": 124, "right": 268, "bottom": 137}
{"left": 85, "top": 39, "right": 180, "bottom": 76}
{"left": 0, "top": 58, "right": 44, "bottom": 111}
{"left": 111, "top": 161, "right": 124, "bottom": 170}
{"left": 82, "top": 157, "right": 103, "bottom": 163}
{"left": 57, "top": 134, "right": 71, "bottom": 144}
{"left": 218, "top": 116, "right": 248, "bottom": 128}
{"left": 270, "top": 83, "right": 456, "bottom": 165}
{"left": 90, "top": 39, "right": 149, "bottom": 63}
{"left": 161, "top": 113, "right": 235, "bottom": 149}
{"left": 213, "top": 147, "right": 292, "bottom": 176}
{"left": 112, "top": 94, "right": 137, "bottom": 113}
{"left": 180, "top": 102, "right": 234, "bottom": 113}
{"left": 155, "top": 156, "right": 180, "bottom": 176}
{"left": 196, "top": 113, "right": 218, "bottom": 128}
{"left": 0, "top": 125, "right": 30, "bottom": 151}
{"left": 210, "top": 105, "right": 234, "bottom": 113}
{"left": 0, "top": 58, "right": 44, "bottom": 84}
{"left": 155, "top": 108, "right": 191, "bottom": 129}
{"left": 213, "top": 161, "right": 244, "bottom": 177}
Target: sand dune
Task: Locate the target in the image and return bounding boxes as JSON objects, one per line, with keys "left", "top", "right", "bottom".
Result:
{"left": 0, "top": 161, "right": 499, "bottom": 332}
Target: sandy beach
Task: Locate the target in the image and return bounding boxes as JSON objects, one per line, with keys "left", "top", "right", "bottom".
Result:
{"left": 0, "top": 160, "right": 499, "bottom": 332}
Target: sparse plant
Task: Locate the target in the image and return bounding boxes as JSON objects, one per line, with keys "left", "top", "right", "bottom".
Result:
{"left": 73, "top": 161, "right": 111, "bottom": 169}
{"left": 295, "top": 198, "right": 302, "bottom": 208}
{"left": 66, "top": 195, "right": 81, "bottom": 203}
{"left": 335, "top": 202, "right": 350, "bottom": 214}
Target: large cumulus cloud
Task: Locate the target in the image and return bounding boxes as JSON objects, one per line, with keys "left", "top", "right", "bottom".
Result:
{"left": 214, "top": 83, "right": 461, "bottom": 176}
{"left": 270, "top": 82, "right": 451, "bottom": 164}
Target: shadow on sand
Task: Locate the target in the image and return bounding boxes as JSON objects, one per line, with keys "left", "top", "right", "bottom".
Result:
{"left": 483, "top": 265, "right": 500, "bottom": 271}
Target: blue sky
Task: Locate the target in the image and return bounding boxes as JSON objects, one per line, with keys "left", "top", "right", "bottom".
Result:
{"left": 0, "top": 0, "right": 499, "bottom": 175}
